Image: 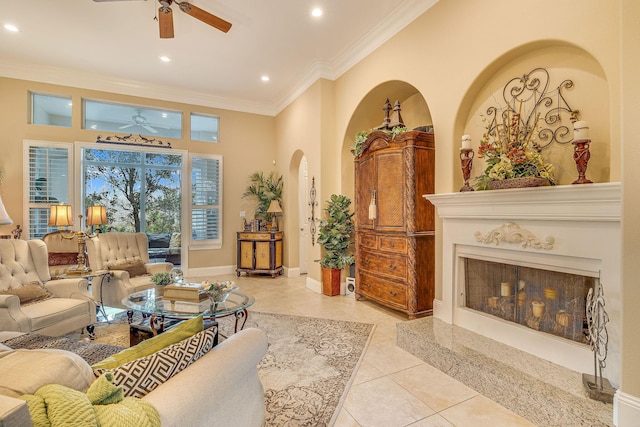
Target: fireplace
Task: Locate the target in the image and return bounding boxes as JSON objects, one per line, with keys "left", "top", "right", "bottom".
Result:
{"left": 424, "top": 183, "right": 621, "bottom": 388}
{"left": 463, "top": 257, "right": 594, "bottom": 344}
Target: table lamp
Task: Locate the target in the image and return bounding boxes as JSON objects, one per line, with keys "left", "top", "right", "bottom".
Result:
{"left": 267, "top": 200, "right": 282, "bottom": 231}
{"left": 86, "top": 205, "right": 108, "bottom": 233}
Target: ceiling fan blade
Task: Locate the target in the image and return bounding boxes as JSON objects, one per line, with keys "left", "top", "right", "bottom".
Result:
{"left": 118, "top": 124, "right": 135, "bottom": 130}
{"left": 158, "top": 6, "right": 175, "bottom": 39}
{"left": 142, "top": 124, "right": 159, "bottom": 134}
{"left": 178, "top": 2, "right": 232, "bottom": 33}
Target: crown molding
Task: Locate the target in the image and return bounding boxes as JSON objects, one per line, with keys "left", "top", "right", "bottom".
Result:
{"left": 0, "top": 60, "right": 275, "bottom": 116}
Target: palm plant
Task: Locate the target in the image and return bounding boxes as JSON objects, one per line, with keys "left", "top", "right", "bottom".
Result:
{"left": 241, "top": 171, "right": 283, "bottom": 221}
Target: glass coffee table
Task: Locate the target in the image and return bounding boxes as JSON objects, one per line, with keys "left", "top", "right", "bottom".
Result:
{"left": 123, "top": 288, "right": 255, "bottom": 342}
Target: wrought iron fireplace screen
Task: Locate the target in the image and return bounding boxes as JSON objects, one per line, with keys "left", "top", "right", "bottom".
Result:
{"left": 464, "top": 257, "right": 595, "bottom": 344}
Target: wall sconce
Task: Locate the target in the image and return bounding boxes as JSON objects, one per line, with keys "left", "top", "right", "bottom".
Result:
{"left": 267, "top": 200, "right": 283, "bottom": 231}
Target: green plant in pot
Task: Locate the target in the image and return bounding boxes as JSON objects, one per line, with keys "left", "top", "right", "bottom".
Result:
{"left": 241, "top": 171, "right": 283, "bottom": 228}
{"left": 315, "top": 194, "right": 355, "bottom": 296}
{"left": 151, "top": 272, "right": 172, "bottom": 296}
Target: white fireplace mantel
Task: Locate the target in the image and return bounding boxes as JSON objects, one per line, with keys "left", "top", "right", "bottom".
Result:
{"left": 424, "top": 182, "right": 622, "bottom": 387}
{"left": 425, "top": 182, "right": 621, "bottom": 222}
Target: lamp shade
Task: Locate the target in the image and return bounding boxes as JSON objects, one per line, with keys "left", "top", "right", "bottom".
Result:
{"left": 267, "top": 200, "right": 283, "bottom": 213}
{"left": 86, "top": 205, "right": 108, "bottom": 226}
{"left": 0, "top": 195, "right": 13, "bottom": 225}
{"left": 48, "top": 204, "right": 73, "bottom": 227}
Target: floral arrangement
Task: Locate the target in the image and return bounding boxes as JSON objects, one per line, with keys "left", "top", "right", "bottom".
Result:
{"left": 200, "top": 280, "right": 237, "bottom": 302}
{"left": 475, "top": 109, "right": 555, "bottom": 190}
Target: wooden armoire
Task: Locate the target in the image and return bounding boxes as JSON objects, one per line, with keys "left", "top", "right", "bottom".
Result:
{"left": 354, "top": 129, "right": 435, "bottom": 318}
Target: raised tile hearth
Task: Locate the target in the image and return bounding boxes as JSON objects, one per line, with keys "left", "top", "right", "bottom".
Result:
{"left": 397, "top": 317, "right": 613, "bottom": 426}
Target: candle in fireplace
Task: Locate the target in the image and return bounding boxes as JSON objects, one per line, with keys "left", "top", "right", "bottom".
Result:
{"left": 501, "top": 282, "right": 511, "bottom": 297}
{"left": 532, "top": 301, "right": 545, "bottom": 318}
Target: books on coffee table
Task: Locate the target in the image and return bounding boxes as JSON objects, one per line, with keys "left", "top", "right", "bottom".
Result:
{"left": 163, "top": 283, "right": 207, "bottom": 303}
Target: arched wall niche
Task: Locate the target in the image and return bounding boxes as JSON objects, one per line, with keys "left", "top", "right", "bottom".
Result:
{"left": 454, "top": 41, "right": 610, "bottom": 189}
{"left": 340, "top": 80, "right": 432, "bottom": 201}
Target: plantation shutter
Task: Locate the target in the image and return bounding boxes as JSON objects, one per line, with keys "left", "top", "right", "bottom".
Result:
{"left": 25, "top": 142, "right": 73, "bottom": 239}
{"left": 190, "top": 154, "right": 222, "bottom": 249}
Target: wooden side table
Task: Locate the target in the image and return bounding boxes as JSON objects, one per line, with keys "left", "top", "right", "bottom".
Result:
{"left": 236, "top": 231, "right": 283, "bottom": 278}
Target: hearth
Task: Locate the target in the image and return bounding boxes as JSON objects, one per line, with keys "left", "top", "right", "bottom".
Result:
{"left": 424, "top": 183, "right": 621, "bottom": 388}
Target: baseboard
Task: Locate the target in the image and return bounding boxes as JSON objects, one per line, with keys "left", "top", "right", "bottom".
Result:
{"left": 432, "top": 298, "right": 443, "bottom": 318}
{"left": 185, "top": 265, "right": 236, "bottom": 278}
{"left": 284, "top": 266, "right": 300, "bottom": 277}
{"left": 306, "top": 276, "right": 321, "bottom": 293}
{"left": 614, "top": 390, "right": 640, "bottom": 426}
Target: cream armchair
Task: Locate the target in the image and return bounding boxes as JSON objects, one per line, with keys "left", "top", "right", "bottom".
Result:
{"left": 85, "top": 232, "right": 173, "bottom": 313}
{"left": 0, "top": 239, "right": 96, "bottom": 337}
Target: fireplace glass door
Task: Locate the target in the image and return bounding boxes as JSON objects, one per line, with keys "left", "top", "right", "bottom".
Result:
{"left": 464, "top": 258, "right": 594, "bottom": 344}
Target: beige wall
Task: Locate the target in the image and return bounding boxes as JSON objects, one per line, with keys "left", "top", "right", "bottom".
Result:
{"left": 1, "top": 0, "right": 638, "bottom": 407}
{"left": 275, "top": 0, "right": 634, "bottom": 401}
{"left": 621, "top": 0, "right": 640, "bottom": 399}
{"left": 0, "top": 77, "right": 276, "bottom": 269}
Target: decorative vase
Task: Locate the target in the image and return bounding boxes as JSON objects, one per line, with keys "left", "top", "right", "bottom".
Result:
{"left": 488, "top": 177, "right": 551, "bottom": 190}
{"left": 154, "top": 285, "right": 165, "bottom": 297}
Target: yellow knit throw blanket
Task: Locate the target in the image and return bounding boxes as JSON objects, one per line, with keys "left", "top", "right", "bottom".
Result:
{"left": 20, "top": 373, "right": 160, "bottom": 427}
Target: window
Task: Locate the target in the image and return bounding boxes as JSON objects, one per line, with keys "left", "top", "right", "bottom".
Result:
{"left": 190, "top": 154, "right": 222, "bottom": 249}
{"left": 83, "top": 147, "right": 182, "bottom": 234}
{"left": 30, "top": 93, "right": 72, "bottom": 127}
{"left": 83, "top": 100, "right": 182, "bottom": 139}
{"left": 25, "top": 142, "right": 73, "bottom": 239}
{"left": 190, "top": 113, "right": 219, "bottom": 142}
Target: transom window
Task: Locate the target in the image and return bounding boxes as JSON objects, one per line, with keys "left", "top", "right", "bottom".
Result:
{"left": 83, "top": 100, "right": 183, "bottom": 139}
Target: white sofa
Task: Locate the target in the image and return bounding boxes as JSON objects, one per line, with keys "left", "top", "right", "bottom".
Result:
{"left": 0, "top": 327, "right": 268, "bottom": 427}
{"left": 85, "top": 232, "right": 173, "bottom": 310}
{"left": 0, "top": 239, "right": 96, "bottom": 337}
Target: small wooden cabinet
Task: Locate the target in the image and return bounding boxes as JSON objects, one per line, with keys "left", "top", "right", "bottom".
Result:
{"left": 236, "top": 231, "right": 284, "bottom": 278}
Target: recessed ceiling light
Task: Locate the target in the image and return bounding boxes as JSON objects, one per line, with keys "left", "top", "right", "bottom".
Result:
{"left": 261, "top": 76, "right": 270, "bottom": 82}
{"left": 90, "top": 125, "right": 97, "bottom": 130}
{"left": 159, "top": 56, "right": 172, "bottom": 62}
{"left": 161, "top": 113, "right": 168, "bottom": 118}
{"left": 4, "top": 24, "right": 19, "bottom": 32}
{"left": 311, "top": 8, "right": 322, "bottom": 17}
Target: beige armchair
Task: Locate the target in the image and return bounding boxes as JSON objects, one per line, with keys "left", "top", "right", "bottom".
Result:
{"left": 85, "top": 232, "right": 173, "bottom": 312}
{"left": 41, "top": 230, "right": 81, "bottom": 279}
{"left": 0, "top": 239, "right": 96, "bottom": 337}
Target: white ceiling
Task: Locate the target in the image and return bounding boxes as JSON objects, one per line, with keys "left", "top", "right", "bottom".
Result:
{"left": 0, "top": 0, "right": 437, "bottom": 116}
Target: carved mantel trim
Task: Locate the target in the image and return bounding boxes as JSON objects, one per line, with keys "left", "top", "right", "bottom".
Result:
{"left": 474, "top": 221, "right": 554, "bottom": 250}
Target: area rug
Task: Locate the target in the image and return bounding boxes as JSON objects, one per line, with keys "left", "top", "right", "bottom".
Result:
{"left": 61, "top": 311, "right": 375, "bottom": 427}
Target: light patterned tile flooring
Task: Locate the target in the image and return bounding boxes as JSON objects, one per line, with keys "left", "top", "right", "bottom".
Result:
{"left": 185, "top": 273, "right": 536, "bottom": 427}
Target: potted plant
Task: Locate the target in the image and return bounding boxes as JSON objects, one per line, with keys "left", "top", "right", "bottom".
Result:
{"left": 150, "top": 271, "right": 172, "bottom": 296}
{"left": 241, "top": 171, "right": 283, "bottom": 229}
{"left": 315, "top": 194, "right": 355, "bottom": 296}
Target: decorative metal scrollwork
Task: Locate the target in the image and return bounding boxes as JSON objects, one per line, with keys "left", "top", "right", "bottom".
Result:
{"left": 585, "top": 278, "right": 610, "bottom": 391}
{"left": 474, "top": 222, "right": 555, "bottom": 250}
{"left": 485, "top": 67, "right": 578, "bottom": 151}
{"left": 308, "top": 177, "right": 317, "bottom": 246}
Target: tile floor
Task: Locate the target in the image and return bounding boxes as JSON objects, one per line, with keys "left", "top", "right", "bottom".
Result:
{"left": 188, "top": 273, "right": 536, "bottom": 427}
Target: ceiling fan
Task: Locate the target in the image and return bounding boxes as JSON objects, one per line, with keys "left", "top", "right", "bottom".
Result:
{"left": 93, "top": 0, "right": 232, "bottom": 39}
{"left": 118, "top": 111, "right": 161, "bottom": 134}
